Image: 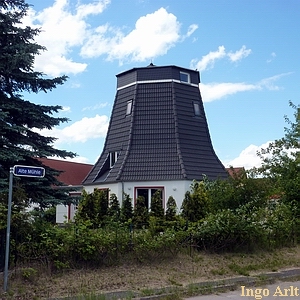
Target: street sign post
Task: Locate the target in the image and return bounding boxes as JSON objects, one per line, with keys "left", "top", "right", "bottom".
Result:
{"left": 4, "top": 165, "right": 45, "bottom": 292}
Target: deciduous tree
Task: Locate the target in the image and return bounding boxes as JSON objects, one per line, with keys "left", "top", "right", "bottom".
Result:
{"left": 257, "top": 102, "right": 299, "bottom": 209}
{"left": 181, "top": 181, "right": 210, "bottom": 222}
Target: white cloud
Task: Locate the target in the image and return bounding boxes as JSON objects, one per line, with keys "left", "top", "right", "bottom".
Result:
{"left": 228, "top": 45, "right": 252, "bottom": 62}
{"left": 258, "top": 72, "right": 292, "bottom": 91}
{"left": 81, "top": 7, "right": 187, "bottom": 63}
{"left": 267, "top": 52, "right": 276, "bottom": 63}
{"left": 67, "top": 156, "right": 91, "bottom": 164}
{"left": 224, "top": 141, "right": 272, "bottom": 169}
{"left": 23, "top": 0, "right": 110, "bottom": 76}
{"left": 200, "top": 82, "right": 257, "bottom": 102}
{"left": 200, "top": 72, "right": 292, "bottom": 102}
{"left": 190, "top": 45, "right": 251, "bottom": 71}
{"left": 69, "top": 82, "right": 81, "bottom": 89}
{"left": 36, "top": 114, "right": 109, "bottom": 144}
{"left": 61, "top": 106, "right": 71, "bottom": 113}
{"left": 50, "top": 155, "right": 91, "bottom": 164}
{"left": 191, "top": 46, "right": 226, "bottom": 71}
{"left": 76, "top": 0, "right": 110, "bottom": 18}
{"left": 184, "top": 24, "right": 198, "bottom": 38}
{"left": 23, "top": 3, "right": 197, "bottom": 75}
{"left": 82, "top": 102, "right": 109, "bottom": 111}
{"left": 224, "top": 140, "right": 297, "bottom": 170}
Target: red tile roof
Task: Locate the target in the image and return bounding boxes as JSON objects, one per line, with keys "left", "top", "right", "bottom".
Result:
{"left": 225, "top": 167, "right": 246, "bottom": 179}
{"left": 39, "top": 158, "right": 93, "bottom": 186}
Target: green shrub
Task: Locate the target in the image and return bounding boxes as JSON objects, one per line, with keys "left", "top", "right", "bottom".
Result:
{"left": 181, "top": 181, "right": 210, "bottom": 222}
{"left": 21, "top": 267, "right": 37, "bottom": 282}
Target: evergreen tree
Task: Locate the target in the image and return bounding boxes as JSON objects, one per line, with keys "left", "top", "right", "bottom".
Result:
{"left": 180, "top": 191, "right": 193, "bottom": 222}
{"left": 107, "top": 193, "right": 120, "bottom": 221}
{"left": 76, "top": 189, "right": 109, "bottom": 227}
{"left": 0, "top": 0, "right": 76, "bottom": 207}
{"left": 133, "top": 196, "right": 149, "bottom": 229}
{"left": 150, "top": 190, "right": 164, "bottom": 218}
{"left": 165, "top": 196, "right": 177, "bottom": 221}
{"left": 75, "top": 190, "right": 95, "bottom": 224}
{"left": 121, "top": 193, "right": 133, "bottom": 222}
{"left": 94, "top": 189, "right": 108, "bottom": 226}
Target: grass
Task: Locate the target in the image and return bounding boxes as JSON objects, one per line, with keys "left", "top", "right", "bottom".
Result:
{"left": 1, "top": 245, "right": 300, "bottom": 299}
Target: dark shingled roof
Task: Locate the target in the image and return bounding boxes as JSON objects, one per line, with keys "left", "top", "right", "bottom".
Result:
{"left": 83, "top": 65, "right": 228, "bottom": 185}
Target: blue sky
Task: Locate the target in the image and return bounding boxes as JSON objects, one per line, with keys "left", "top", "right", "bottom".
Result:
{"left": 23, "top": 0, "right": 300, "bottom": 169}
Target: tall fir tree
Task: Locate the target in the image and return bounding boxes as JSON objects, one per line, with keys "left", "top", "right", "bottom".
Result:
{"left": 76, "top": 189, "right": 109, "bottom": 227}
{"left": 150, "top": 190, "right": 164, "bottom": 218}
{"left": 0, "top": 0, "right": 76, "bottom": 207}
{"left": 107, "top": 193, "right": 120, "bottom": 221}
{"left": 165, "top": 196, "right": 177, "bottom": 221}
{"left": 133, "top": 196, "right": 149, "bottom": 229}
{"left": 121, "top": 193, "right": 133, "bottom": 222}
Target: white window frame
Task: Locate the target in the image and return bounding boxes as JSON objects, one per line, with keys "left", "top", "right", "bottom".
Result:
{"left": 180, "top": 71, "right": 190, "bottom": 84}
{"left": 126, "top": 99, "right": 133, "bottom": 115}
{"left": 134, "top": 187, "right": 165, "bottom": 210}
{"left": 193, "top": 101, "right": 201, "bottom": 116}
{"left": 109, "top": 151, "right": 118, "bottom": 168}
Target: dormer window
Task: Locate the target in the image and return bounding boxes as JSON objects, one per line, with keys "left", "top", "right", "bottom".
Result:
{"left": 126, "top": 100, "right": 133, "bottom": 115}
{"left": 110, "top": 152, "right": 118, "bottom": 168}
{"left": 180, "top": 71, "right": 190, "bottom": 83}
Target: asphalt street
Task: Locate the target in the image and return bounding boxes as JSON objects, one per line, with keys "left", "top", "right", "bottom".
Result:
{"left": 184, "top": 281, "right": 300, "bottom": 300}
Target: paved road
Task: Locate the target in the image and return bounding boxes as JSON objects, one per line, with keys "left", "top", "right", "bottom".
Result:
{"left": 184, "top": 281, "right": 300, "bottom": 300}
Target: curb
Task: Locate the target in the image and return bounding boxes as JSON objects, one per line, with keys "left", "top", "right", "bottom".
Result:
{"left": 49, "top": 268, "right": 300, "bottom": 300}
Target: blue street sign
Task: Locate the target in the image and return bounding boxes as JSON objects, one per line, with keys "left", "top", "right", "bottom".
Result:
{"left": 13, "top": 165, "right": 45, "bottom": 178}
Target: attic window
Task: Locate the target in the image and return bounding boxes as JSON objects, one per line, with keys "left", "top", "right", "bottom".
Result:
{"left": 126, "top": 100, "right": 133, "bottom": 115}
{"left": 109, "top": 152, "right": 118, "bottom": 168}
{"left": 193, "top": 102, "right": 201, "bottom": 116}
{"left": 180, "top": 72, "right": 190, "bottom": 83}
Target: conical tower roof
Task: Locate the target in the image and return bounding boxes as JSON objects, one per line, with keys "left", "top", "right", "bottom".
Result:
{"left": 83, "top": 65, "right": 227, "bottom": 185}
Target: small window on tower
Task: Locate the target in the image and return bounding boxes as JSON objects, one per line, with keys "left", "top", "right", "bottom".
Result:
{"left": 126, "top": 100, "right": 133, "bottom": 115}
{"left": 180, "top": 72, "right": 190, "bottom": 83}
{"left": 193, "top": 102, "right": 201, "bottom": 116}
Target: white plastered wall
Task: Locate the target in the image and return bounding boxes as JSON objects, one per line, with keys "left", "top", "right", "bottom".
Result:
{"left": 83, "top": 180, "right": 192, "bottom": 212}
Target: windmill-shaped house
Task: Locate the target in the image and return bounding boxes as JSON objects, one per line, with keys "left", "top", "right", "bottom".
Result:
{"left": 83, "top": 64, "right": 228, "bottom": 209}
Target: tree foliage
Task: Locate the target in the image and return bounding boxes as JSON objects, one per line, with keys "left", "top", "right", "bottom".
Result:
{"left": 165, "top": 196, "right": 177, "bottom": 221}
{"left": 204, "top": 171, "right": 270, "bottom": 213}
{"left": 181, "top": 180, "right": 210, "bottom": 222}
{"left": 121, "top": 193, "right": 133, "bottom": 222}
{"left": 133, "top": 196, "right": 149, "bottom": 228}
{"left": 257, "top": 101, "right": 300, "bottom": 215}
{"left": 76, "top": 189, "right": 109, "bottom": 227}
{"left": 150, "top": 190, "right": 164, "bottom": 218}
{"left": 107, "top": 193, "right": 120, "bottom": 221}
{"left": 0, "top": 0, "right": 76, "bottom": 207}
